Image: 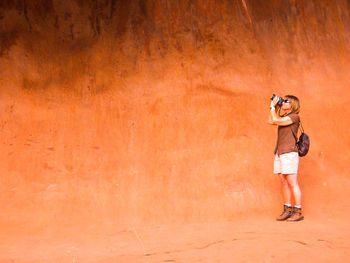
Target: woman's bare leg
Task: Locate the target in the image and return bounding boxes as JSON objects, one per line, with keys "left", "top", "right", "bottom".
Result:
{"left": 286, "top": 174, "right": 301, "bottom": 206}
{"left": 286, "top": 174, "right": 304, "bottom": 221}
{"left": 278, "top": 174, "right": 292, "bottom": 204}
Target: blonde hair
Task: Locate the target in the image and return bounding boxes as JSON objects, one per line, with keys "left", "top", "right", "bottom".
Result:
{"left": 285, "top": 95, "right": 300, "bottom": 114}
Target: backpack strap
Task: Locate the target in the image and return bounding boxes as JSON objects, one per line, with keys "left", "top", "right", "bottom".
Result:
{"left": 290, "top": 126, "right": 298, "bottom": 142}
{"left": 299, "top": 121, "right": 304, "bottom": 134}
{"left": 290, "top": 120, "right": 302, "bottom": 143}
{"left": 284, "top": 111, "right": 303, "bottom": 142}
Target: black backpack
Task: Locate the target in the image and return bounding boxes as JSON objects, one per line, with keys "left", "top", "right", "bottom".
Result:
{"left": 291, "top": 122, "right": 310, "bottom": 157}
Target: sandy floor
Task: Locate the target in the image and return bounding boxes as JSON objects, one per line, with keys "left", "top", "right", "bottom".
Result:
{"left": 2, "top": 215, "right": 349, "bottom": 263}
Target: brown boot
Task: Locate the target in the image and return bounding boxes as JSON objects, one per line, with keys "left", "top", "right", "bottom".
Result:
{"left": 276, "top": 205, "right": 293, "bottom": 221}
{"left": 287, "top": 207, "right": 304, "bottom": 222}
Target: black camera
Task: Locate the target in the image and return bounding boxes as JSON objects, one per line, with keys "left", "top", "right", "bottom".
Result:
{"left": 270, "top": 94, "right": 284, "bottom": 107}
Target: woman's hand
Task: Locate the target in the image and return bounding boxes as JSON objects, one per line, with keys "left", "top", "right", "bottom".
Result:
{"left": 270, "top": 97, "right": 278, "bottom": 108}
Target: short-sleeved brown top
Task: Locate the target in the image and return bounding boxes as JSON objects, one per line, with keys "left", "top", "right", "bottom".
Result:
{"left": 274, "top": 113, "right": 300, "bottom": 155}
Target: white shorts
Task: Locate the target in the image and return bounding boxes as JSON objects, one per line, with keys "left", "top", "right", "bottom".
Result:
{"left": 274, "top": 152, "right": 299, "bottom": 175}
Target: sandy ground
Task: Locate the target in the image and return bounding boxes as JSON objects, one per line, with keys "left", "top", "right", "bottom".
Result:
{"left": 2, "top": 215, "right": 349, "bottom": 263}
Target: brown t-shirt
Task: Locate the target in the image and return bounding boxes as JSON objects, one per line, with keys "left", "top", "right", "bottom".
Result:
{"left": 274, "top": 113, "right": 300, "bottom": 155}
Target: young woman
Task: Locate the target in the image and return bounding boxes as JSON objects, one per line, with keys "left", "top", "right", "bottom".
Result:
{"left": 268, "top": 95, "right": 304, "bottom": 221}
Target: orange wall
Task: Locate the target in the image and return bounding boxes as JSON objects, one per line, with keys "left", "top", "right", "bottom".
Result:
{"left": 0, "top": 0, "right": 350, "bottom": 232}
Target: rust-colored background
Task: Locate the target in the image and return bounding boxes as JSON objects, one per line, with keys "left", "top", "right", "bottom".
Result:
{"left": 1, "top": 0, "right": 350, "bottom": 262}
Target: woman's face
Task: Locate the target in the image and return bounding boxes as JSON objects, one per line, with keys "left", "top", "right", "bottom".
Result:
{"left": 281, "top": 98, "right": 292, "bottom": 111}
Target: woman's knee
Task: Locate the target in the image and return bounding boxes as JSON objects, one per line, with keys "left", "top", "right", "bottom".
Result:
{"left": 279, "top": 175, "right": 289, "bottom": 186}
{"left": 286, "top": 174, "right": 299, "bottom": 187}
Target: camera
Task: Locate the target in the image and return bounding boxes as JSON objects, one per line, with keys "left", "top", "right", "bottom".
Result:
{"left": 270, "top": 94, "right": 284, "bottom": 107}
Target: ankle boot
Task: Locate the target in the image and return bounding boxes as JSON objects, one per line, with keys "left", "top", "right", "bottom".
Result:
{"left": 276, "top": 205, "right": 293, "bottom": 221}
{"left": 287, "top": 207, "right": 304, "bottom": 222}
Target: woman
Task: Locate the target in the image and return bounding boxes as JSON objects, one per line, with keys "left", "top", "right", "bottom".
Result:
{"left": 269, "top": 95, "right": 304, "bottom": 221}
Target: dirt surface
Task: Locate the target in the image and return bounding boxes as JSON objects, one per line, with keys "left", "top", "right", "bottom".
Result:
{"left": 1, "top": 0, "right": 350, "bottom": 262}
{"left": 2, "top": 217, "right": 350, "bottom": 262}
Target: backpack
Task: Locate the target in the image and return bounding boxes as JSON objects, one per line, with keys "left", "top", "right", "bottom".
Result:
{"left": 291, "top": 122, "right": 310, "bottom": 157}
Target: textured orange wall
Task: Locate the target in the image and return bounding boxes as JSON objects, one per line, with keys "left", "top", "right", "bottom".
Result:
{"left": 1, "top": 0, "right": 350, "bottom": 233}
